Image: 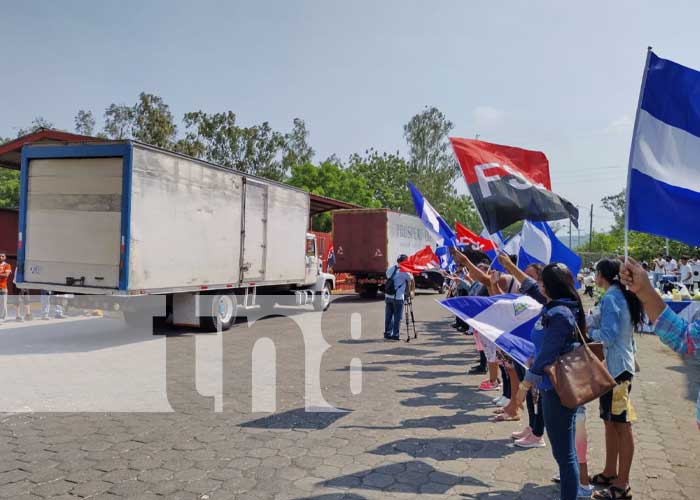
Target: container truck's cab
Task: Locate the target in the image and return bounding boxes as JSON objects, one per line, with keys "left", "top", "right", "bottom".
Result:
{"left": 14, "top": 140, "right": 335, "bottom": 331}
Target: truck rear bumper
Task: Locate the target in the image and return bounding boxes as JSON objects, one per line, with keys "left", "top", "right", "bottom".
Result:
{"left": 14, "top": 282, "right": 127, "bottom": 295}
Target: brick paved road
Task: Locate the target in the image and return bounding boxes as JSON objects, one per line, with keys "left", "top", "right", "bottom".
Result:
{"left": 1, "top": 292, "right": 699, "bottom": 499}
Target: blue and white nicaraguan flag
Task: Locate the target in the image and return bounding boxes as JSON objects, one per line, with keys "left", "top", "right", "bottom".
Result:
{"left": 627, "top": 51, "right": 700, "bottom": 246}
{"left": 518, "top": 221, "right": 581, "bottom": 280}
{"left": 435, "top": 246, "right": 456, "bottom": 273}
{"left": 439, "top": 294, "right": 542, "bottom": 367}
{"left": 408, "top": 182, "right": 456, "bottom": 246}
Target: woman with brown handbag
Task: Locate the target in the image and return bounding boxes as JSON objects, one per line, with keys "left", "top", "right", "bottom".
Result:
{"left": 510, "top": 263, "right": 587, "bottom": 500}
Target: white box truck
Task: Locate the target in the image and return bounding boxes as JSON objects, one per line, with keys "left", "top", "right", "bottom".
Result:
{"left": 15, "top": 140, "right": 335, "bottom": 330}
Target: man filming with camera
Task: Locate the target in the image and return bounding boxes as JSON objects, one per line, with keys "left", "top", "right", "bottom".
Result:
{"left": 383, "top": 254, "right": 414, "bottom": 341}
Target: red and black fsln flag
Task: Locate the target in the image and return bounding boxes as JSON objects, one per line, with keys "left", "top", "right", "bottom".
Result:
{"left": 450, "top": 138, "right": 579, "bottom": 234}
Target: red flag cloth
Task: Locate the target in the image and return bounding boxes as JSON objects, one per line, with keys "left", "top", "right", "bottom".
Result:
{"left": 450, "top": 137, "right": 578, "bottom": 233}
{"left": 455, "top": 222, "right": 496, "bottom": 252}
{"left": 399, "top": 245, "right": 440, "bottom": 275}
{"left": 451, "top": 138, "right": 552, "bottom": 189}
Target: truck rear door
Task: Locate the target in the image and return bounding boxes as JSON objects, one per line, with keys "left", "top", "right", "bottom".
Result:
{"left": 240, "top": 181, "right": 267, "bottom": 282}
{"left": 22, "top": 153, "right": 124, "bottom": 289}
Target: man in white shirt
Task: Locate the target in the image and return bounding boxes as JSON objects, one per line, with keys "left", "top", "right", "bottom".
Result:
{"left": 653, "top": 255, "right": 666, "bottom": 287}
{"left": 665, "top": 255, "right": 677, "bottom": 274}
{"left": 680, "top": 256, "right": 694, "bottom": 292}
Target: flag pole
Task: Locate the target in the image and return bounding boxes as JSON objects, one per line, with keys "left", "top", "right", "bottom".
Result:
{"left": 449, "top": 148, "right": 500, "bottom": 269}
{"left": 623, "top": 46, "right": 653, "bottom": 261}
{"left": 473, "top": 209, "right": 501, "bottom": 271}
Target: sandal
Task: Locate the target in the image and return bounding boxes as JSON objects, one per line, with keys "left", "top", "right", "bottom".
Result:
{"left": 493, "top": 413, "right": 521, "bottom": 422}
{"left": 592, "top": 485, "right": 632, "bottom": 500}
{"left": 590, "top": 473, "right": 618, "bottom": 487}
{"left": 493, "top": 408, "right": 506, "bottom": 414}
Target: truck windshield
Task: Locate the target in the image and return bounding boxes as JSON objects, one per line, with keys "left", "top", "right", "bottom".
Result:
{"left": 305, "top": 239, "right": 316, "bottom": 257}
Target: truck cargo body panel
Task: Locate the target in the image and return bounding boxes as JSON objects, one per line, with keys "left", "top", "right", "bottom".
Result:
{"left": 17, "top": 141, "right": 310, "bottom": 295}
{"left": 332, "top": 209, "right": 434, "bottom": 274}
{"left": 332, "top": 210, "right": 388, "bottom": 273}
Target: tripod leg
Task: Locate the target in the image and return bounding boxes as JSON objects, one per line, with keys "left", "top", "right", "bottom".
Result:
{"left": 409, "top": 302, "right": 417, "bottom": 338}
{"left": 404, "top": 301, "right": 410, "bottom": 343}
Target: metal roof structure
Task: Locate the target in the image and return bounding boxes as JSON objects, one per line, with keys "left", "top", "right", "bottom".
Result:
{"left": 309, "top": 192, "right": 361, "bottom": 215}
{"left": 0, "top": 128, "right": 99, "bottom": 170}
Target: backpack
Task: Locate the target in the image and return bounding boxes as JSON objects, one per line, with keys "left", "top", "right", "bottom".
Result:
{"left": 385, "top": 266, "right": 399, "bottom": 296}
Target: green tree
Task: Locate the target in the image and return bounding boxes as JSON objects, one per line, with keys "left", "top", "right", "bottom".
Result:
{"left": 403, "top": 106, "right": 460, "bottom": 205}
{"left": 347, "top": 150, "right": 412, "bottom": 211}
{"left": 17, "top": 117, "right": 54, "bottom": 137}
{"left": 177, "top": 111, "right": 288, "bottom": 181}
{"left": 287, "top": 160, "right": 381, "bottom": 231}
{"left": 601, "top": 190, "right": 626, "bottom": 232}
{"left": 442, "top": 194, "right": 482, "bottom": 233}
{"left": 103, "top": 104, "right": 134, "bottom": 140}
{"left": 0, "top": 169, "right": 20, "bottom": 208}
{"left": 282, "top": 118, "right": 314, "bottom": 170}
{"left": 131, "top": 93, "right": 177, "bottom": 147}
{"left": 102, "top": 93, "right": 177, "bottom": 147}
{"left": 74, "top": 110, "right": 96, "bottom": 136}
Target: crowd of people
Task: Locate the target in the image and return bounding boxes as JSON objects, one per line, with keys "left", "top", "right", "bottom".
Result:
{"left": 384, "top": 249, "right": 700, "bottom": 500}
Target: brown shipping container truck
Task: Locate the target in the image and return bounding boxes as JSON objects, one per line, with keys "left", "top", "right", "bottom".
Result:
{"left": 332, "top": 209, "right": 435, "bottom": 298}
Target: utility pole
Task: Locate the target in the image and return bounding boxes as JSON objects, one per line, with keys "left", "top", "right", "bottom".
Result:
{"left": 665, "top": 238, "right": 670, "bottom": 255}
{"left": 577, "top": 224, "right": 581, "bottom": 248}
{"left": 589, "top": 203, "right": 594, "bottom": 251}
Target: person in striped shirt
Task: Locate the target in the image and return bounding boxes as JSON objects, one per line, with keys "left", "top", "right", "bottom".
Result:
{"left": 620, "top": 256, "right": 700, "bottom": 430}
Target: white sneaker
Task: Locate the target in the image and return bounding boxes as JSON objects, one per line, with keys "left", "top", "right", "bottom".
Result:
{"left": 577, "top": 484, "right": 594, "bottom": 498}
{"left": 497, "top": 397, "right": 510, "bottom": 407}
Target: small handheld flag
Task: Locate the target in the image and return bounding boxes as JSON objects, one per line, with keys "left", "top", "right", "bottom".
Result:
{"left": 456, "top": 222, "right": 495, "bottom": 252}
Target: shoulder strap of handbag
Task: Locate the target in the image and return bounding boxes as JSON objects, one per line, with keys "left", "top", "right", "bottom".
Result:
{"left": 573, "top": 322, "right": 590, "bottom": 349}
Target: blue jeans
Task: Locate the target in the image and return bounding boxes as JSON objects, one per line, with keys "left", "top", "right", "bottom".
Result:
{"left": 515, "top": 363, "right": 545, "bottom": 437}
{"left": 542, "top": 389, "right": 579, "bottom": 500}
{"left": 41, "top": 291, "right": 63, "bottom": 317}
{"left": 384, "top": 299, "right": 404, "bottom": 338}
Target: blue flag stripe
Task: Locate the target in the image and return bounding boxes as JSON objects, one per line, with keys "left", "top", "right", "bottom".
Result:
{"left": 628, "top": 169, "right": 700, "bottom": 246}
{"left": 494, "top": 333, "right": 535, "bottom": 368}
{"left": 641, "top": 52, "right": 700, "bottom": 139}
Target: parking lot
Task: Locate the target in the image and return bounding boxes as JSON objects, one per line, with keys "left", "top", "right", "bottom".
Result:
{"left": 1, "top": 292, "right": 699, "bottom": 499}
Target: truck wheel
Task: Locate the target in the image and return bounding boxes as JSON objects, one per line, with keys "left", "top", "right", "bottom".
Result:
{"left": 314, "top": 282, "right": 332, "bottom": 311}
{"left": 202, "top": 293, "right": 237, "bottom": 331}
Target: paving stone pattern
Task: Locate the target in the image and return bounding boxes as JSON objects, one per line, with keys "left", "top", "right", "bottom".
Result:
{"left": 1, "top": 293, "right": 699, "bottom": 499}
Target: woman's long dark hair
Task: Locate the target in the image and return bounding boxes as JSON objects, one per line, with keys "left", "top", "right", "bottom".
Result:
{"left": 541, "top": 263, "right": 587, "bottom": 335}
{"left": 596, "top": 259, "right": 643, "bottom": 327}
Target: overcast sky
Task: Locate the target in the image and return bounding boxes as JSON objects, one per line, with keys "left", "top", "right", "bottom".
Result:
{"left": 3, "top": 1, "right": 699, "bottom": 231}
